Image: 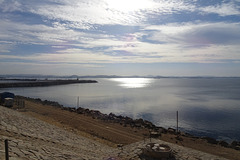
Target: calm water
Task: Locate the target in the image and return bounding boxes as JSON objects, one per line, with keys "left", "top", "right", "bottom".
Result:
{"left": 1, "top": 78, "right": 240, "bottom": 142}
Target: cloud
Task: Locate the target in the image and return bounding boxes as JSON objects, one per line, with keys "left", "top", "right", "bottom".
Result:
{"left": 1, "top": 0, "right": 240, "bottom": 76}
{"left": 0, "top": 18, "right": 133, "bottom": 50}
{"left": 0, "top": 0, "right": 22, "bottom": 12}
{"left": 200, "top": 1, "right": 240, "bottom": 16}
{"left": 143, "top": 22, "right": 240, "bottom": 46}
{"left": 0, "top": 0, "right": 197, "bottom": 29}
{"left": 137, "top": 22, "right": 240, "bottom": 62}
{"left": 0, "top": 18, "right": 101, "bottom": 48}
{"left": 1, "top": 17, "right": 240, "bottom": 65}
{"left": 0, "top": 41, "right": 14, "bottom": 53}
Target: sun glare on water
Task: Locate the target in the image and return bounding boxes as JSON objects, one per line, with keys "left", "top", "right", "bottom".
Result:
{"left": 111, "top": 78, "right": 154, "bottom": 88}
{"left": 105, "top": 0, "right": 154, "bottom": 12}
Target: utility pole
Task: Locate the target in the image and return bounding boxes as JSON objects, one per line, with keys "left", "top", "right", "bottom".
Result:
{"left": 77, "top": 96, "right": 79, "bottom": 109}
{"left": 176, "top": 111, "right": 179, "bottom": 134}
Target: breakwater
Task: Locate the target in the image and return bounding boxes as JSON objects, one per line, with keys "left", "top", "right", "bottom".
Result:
{"left": 0, "top": 79, "right": 97, "bottom": 88}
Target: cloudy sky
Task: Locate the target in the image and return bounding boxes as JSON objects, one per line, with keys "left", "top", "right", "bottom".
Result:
{"left": 0, "top": 0, "right": 240, "bottom": 76}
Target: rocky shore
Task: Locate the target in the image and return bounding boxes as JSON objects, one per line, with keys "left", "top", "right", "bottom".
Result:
{"left": 16, "top": 96, "right": 240, "bottom": 151}
{"left": 0, "top": 79, "right": 97, "bottom": 88}
{"left": 0, "top": 104, "right": 234, "bottom": 160}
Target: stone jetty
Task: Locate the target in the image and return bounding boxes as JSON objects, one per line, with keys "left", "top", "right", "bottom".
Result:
{"left": 0, "top": 79, "right": 97, "bottom": 88}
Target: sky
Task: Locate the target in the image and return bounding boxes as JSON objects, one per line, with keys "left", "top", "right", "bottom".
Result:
{"left": 0, "top": 0, "right": 240, "bottom": 76}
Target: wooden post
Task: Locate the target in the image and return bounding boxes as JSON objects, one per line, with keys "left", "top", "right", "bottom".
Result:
{"left": 177, "top": 111, "right": 179, "bottom": 134}
{"left": 5, "top": 139, "right": 9, "bottom": 160}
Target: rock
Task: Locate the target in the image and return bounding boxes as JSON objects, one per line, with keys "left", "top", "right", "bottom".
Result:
{"left": 218, "top": 141, "right": 229, "bottom": 147}
{"left": 143, "top": 120, "right": 155, "bottom": 129}
{"left": 180, "top": 132, "right": 197, "bottom": 138}
{"left": 230, "top": 141, "right": 240, "bottom": 150}
{"left": 133, "top": 123, "right": 142, "bottom": 128}
{"left": 135, "top": 118, "right": 144, "bottom": 124}
{"left": 235, "top": 146, "right": 240, "bottom": 150}
{"left": 76, "top": 107, "right": 84, "bottom": 114}
{"left": 175, "top": 136, "right": 183, "bottom": 141}
{"left": 155, "top": 127, "right": 167, "bottom": 134}
{"left": 167, "top": 128, "right": 176, "bottom": 134}
{"left": 201, "top": 137, "right": 218, "bottom": 144}
{"left": 231, "top": 141, "right": 240, "bottom": 146}
{"left": 150, "top": 131, "right": 161, "bottom": 138}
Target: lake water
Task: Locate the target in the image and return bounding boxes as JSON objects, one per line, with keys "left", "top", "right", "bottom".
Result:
{"left": 1, "top": 77, "right": 240, "bottom": 142}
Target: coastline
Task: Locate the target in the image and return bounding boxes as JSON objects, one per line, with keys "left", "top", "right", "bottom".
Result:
{"left": 1, "top": 104, "right": 234, "bottom": 160}
{"left": 5, "top": 95, "right": 240, "bottom": 159}
{"left": 1, "top": 77, "right": 239, "bottom": 143}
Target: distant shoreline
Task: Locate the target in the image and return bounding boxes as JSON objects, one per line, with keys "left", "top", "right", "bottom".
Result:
{"left": 1, "top": 74, "right": 240, "bottom": 79}
{"left": 0, "top": 79, "right": 98, "bottom": 88}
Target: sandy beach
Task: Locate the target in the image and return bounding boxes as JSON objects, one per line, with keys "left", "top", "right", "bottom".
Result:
{"left": 0, "top": 96, "right": 240, "bottom": 160}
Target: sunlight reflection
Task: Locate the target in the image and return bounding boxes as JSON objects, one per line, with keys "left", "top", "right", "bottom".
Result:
{"left": 111, "top": 78, "right": 154, "bottom": 88}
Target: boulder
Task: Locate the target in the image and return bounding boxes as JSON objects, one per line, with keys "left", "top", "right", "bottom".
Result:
{"left": 201, "top": 137, "right": 218, "bottom": 144}
{"left": 218, "top": 140, "right": 229, "bottom": 147}
{"left": 167, "top": 128, "right": 176, "bottom": 134}
{"left": 230, "top": 141, "right": 240, "bottom": 150}
{"left": 157, "top": 127, "right": 167, "bottom": 134}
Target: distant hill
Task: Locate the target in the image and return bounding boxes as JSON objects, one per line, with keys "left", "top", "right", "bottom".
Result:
{"left": 1, "top": 74, "right": 239, "bottom": 79}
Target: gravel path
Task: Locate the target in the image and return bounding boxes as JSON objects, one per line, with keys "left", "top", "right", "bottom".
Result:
{"left": 0, "top": 106, "right": 229, "bottom": 160}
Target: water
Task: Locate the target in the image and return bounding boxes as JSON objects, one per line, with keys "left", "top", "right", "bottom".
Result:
{"left": 1, "top": 77, "right": 240, "bottom": 142}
